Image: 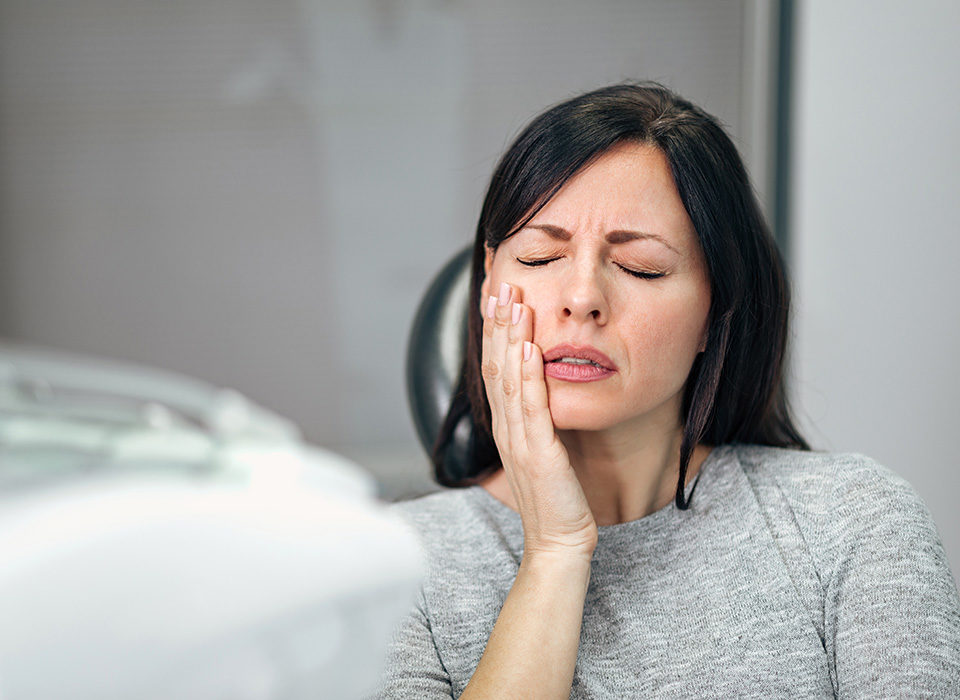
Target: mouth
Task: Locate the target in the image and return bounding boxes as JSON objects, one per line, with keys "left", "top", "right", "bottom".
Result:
{"left": 542, "top": 344, "right": 617, "bottom": 371}
{"left": 541, "top": 344, "right": 617, "bottom": 382}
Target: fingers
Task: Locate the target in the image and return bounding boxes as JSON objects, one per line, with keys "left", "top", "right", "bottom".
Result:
{"left": 482, "top": 280, "right": 555, "bottom": 457}
{"left": 519, "top": 338, "right": 554, "bottom": 451}
{"left": 481, "top": 282, "right": 513, "bottom": 440}
{"left": 501, "top": 293, "right": 531, "bottom": 451}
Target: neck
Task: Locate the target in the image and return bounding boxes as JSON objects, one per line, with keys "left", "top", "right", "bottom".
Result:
{"left": 480, "top": 408, "right": 714, "bottom": 527}
{"left": 557, "top": 420, "right": 708, "bottom": 526}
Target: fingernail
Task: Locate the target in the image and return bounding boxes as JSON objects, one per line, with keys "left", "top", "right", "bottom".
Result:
{"left": 486, "top": 295, "right": 497, "bottom": 319}
{"left": 511, "top": 302, "right": 521, "bottom": 325}
{"left": 523, "top": 341, "right": 532, "bottom": 361}
{"left": 498, "top": 282, "right": 511, "bottom": 306}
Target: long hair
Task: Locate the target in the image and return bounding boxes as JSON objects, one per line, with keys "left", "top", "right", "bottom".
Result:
{"left": 432, "top": 82, "right": 809, "bottom": 509}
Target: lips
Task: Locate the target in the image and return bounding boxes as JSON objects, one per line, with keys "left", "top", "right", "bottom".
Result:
{"left": 542, "top": 344, "right": 617, "bottom": 371}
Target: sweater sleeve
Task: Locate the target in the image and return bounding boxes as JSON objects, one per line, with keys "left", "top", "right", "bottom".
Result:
{"left": 370, "top": 586, "right": 453, "bottom": 699}
{"left": 823, "top": 457, "right": 960, "bottom": 697}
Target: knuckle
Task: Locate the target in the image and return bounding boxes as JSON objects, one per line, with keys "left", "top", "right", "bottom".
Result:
{"left": 521, "top": 399, "right": 539, "bottom": 420}
{"left": 501, "top": 379, "right": 518, "bottom": 397}
{"left": 481, "top": 359, "right": 501, "bottom": 381}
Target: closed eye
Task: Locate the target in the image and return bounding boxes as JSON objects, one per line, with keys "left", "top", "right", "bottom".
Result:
{"left": 615, "top": 263, "right": 666, "bottom": 280}
{"left": 516, "top": 257, "right": 665, "bottom": 280}
{"left": 516, "top": 257, "right": 561, "bottom": 267}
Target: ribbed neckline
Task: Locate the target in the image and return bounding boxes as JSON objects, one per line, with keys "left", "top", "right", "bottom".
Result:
{"left": 467, "top": 444, "right": 733, "bottom": 542}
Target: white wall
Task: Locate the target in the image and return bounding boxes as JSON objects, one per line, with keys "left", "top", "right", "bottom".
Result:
{"left": 0, "top": 0, "right": 758, "bottom": 498}
{"left": 792, "top": 0, "right": 960, "bottom": 583}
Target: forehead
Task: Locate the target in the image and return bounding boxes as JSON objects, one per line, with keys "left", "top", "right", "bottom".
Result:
{"left": 524, "top": 141, "right": 695, "bottom": 245}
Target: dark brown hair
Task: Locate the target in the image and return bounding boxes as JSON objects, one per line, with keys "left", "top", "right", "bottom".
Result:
{"left": 432, "top": 82, "right": 809, "bottom": 508}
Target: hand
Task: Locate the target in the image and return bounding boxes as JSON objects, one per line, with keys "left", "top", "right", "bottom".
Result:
{"left": 482, "top": 282, "right": 599, "bottom": 561}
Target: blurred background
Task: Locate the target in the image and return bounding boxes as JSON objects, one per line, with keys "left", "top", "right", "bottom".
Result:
{"left": 0, "top": 0, "right": 956, "bottom": 583}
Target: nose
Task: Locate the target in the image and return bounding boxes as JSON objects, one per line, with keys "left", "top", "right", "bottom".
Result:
{"left": 557, "top": 261, "right": 609, "bottom": 325}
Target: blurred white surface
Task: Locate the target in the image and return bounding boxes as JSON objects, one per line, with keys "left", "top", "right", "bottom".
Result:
{"left": 0, "top": 475, "right": 422, "bottom": 699}
{"left": 0, "top": 342, "right": 423, "bottom": 699}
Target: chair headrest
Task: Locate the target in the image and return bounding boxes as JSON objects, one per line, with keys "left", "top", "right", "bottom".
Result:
{"left": 405, "top": 246, "right": 472, "bottom": 459}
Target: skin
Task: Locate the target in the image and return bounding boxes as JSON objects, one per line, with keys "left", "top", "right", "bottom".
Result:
{"left": 478, "top": 141, "right": 714, "bottom": 537}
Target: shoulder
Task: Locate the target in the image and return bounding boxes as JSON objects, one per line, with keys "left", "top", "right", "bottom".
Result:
{"left": 387, "top": 488, "right": 467, "bottom": 523}
{"left": 731, "top": 442, "right": 899, "bottom": 484}
{"left": 731, "top": 447, "right": 960, "bottom": 694}
{"left": 386, "top": 487, "right": 522, "bottom": 614}
{"left": 386, "top": 486, "right": 514, "bottom": 558}
{"left": 730, "top": 443, "right": 922, "bottom": 515}
{"left": 387, "top": 488, "right": 473, "bottom": 538}
{"left": 727, "top": 443, "right": 942, "bottom": 572}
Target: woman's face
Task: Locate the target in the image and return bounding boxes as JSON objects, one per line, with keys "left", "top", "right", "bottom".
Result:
{"left": 481, "top": 141, "right": 711, "bottom": 434}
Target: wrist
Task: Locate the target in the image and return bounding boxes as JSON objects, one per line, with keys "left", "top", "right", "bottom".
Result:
{"left": 521, "top": 546, "right": 595, "bottom": 574}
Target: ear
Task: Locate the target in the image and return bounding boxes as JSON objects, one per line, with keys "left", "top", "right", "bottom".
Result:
{"left": 479, "top": 246, "right": 495, "bottom": 310}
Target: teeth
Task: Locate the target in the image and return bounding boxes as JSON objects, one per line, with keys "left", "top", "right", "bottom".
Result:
{"left": 557, "top": 357, "right": 600, "bottom": 366}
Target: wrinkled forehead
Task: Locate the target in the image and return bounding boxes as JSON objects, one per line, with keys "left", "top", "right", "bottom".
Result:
{"left": 510, "top": 142, "right": 699, "bottom": 256}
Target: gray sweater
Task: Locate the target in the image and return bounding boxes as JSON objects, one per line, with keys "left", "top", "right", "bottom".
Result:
{"left": 373, "top": 444, "right": 960, "bottom": 698}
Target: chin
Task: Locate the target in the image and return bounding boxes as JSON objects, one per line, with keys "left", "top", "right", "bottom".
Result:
{"left": 547, "top": 399, "right": 625, "bottom": 432}
{"left": 545, "top": 383, "right": 679, "bottom": 433}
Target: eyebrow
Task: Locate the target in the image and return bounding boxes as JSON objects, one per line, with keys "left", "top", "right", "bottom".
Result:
{"left": 524, "top": 224, "right": 680, "bottom": 254}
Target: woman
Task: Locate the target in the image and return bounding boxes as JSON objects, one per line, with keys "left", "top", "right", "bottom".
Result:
{"left": 375, "top": 83, "right": 960, "bottom": 698}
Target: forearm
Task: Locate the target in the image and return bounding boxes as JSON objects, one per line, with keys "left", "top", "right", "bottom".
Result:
{"left": 460, "top": 552, "right": 592, "bottom": 700}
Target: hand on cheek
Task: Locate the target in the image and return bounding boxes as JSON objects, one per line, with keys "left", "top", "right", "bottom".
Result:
{"left": 480, "top": 282, "right": 598, "bottom": 559}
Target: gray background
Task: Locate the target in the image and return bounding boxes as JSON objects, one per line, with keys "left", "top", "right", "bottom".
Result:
{"left": 791, "top": 0, "right": 960, "bottom": 583}
{"left": 0, "top": 0, "right": 956, "bottom": 583}
{"left": 0, "top": 0, "right": 762, "bottom": 481}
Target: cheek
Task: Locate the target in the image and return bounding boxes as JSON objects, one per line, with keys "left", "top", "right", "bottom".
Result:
{"left": 624, "top": 293, "right": 709, "bottom": 364}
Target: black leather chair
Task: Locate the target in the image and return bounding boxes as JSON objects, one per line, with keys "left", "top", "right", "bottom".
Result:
{"left": 405, "top": 246, "right": 474, "bottom": 481}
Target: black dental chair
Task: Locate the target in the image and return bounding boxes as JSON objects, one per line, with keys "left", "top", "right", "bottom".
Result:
{"left": 404, "top": 245, "right": 477, "bottom": 489}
